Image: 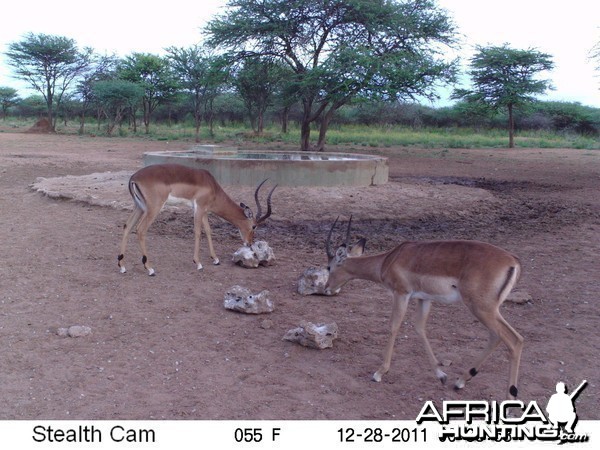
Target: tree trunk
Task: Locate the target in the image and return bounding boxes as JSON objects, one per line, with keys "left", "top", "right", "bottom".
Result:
{"left": 257, "top": 110, "right": 264, "bottom": 135}
{"left": 300, "top": 119, "right": 311, "bottom": 151}
{"left": 78, "top": 112, "right": 85, "bottom": 134}
{"left": 508, "top": 103, "right": 515, "bottom": 148}
{"left": 194, "top": 118, "right": 201, "bottom": 143}
{"left": 280, "top": 106, "right": 289, "bottom": 134}
{"left": 315, "top": 107, "right": 337, "bottom": 152}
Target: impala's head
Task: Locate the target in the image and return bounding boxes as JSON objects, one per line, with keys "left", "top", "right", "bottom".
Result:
{"left": 324, "top": 216, "right": 366, "bottom": 295}
{"left": 239, "top": 179, "right": 277, "bottom": 245}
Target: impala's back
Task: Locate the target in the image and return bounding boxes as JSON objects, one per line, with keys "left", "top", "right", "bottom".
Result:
{"left": 381, "top": 240, "right": 521, "bottom": 307}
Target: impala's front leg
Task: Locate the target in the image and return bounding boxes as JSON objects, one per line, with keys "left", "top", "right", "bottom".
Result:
{"left": 193, "top": 209, "right": 205, "bottom": 270}
{"left": 415, "top": 298, "right": 447, "bottom": 384}
{"left": 202, "top": 215, "right": 220, "bottom": 266}
{"left": 373, "top": 293, "right": 409, "bottom": 382}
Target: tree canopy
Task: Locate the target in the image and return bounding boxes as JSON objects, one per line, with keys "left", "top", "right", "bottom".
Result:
{"left": 5, "top": 32, "right": 93, "bottom": 130}
{"left": 0, "top": 86, "right": 20, "bottom": 119}
{"left": 166, "top": 46, "right": 229, "bottom": 139}
{"left": 453, "top": 44, "right": 554, "bottom": 148}
{"left": 118, "top": 53, "right": 179, "bottom": 133}
{"left": 206, "top": 0, "right": 458, "bottom": 150}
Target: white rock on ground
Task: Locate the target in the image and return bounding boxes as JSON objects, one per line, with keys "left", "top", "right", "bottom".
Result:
{"left": 283, "top": 321, "right": 339, "bottom": 349}
{"left": 232, "top": 240, "right": 275, "bottom": 268}
{"left": 223, "top": 285, "right": 274, "bottom": 314}
{"left": 297, "top": 267, "right": 332, "bottom": 295}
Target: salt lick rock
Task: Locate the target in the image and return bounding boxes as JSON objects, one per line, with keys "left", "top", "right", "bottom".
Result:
{"left": 283, "top": 321, "right": 339, "bottom": 349}
{"left": 232, "top": 240, "right": 275, "bottom": 268}
{"left": 223, "top": 285, "right": 274, "bottom": 314}
{"left": 297, "top": 267, "right": 331, "bottom": 295}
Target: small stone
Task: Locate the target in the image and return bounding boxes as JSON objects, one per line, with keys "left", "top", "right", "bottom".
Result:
{"left": 57, "top": 325, "right": 92, "bottom": 338}
{"left": 506, "top": 290, "right": 532, "bottom": 304}
{"left": 68, "top": 325, "right": 92, "bottom": 337}
{"left": 260, "top": 319, "right": 274, "bottom": 329}
{"left": 283, "top": 321, "right": 339, "bottom": 349}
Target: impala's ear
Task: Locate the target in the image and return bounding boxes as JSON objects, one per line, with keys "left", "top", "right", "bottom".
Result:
{"left": 348, "top": 238, "right": 366, "bottom": 257}
{"left": 240, "top": 203, "right": 253, "bottom": 219}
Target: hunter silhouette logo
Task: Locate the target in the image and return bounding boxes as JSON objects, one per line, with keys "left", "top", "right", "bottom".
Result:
{"left": 546, "top": 380, "right": 587, "bottom": 435}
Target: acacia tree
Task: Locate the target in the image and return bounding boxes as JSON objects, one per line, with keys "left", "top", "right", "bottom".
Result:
{"left": 92, "top": 80, "right": 144, "bottom": 135}
{"left": 118, "top": 53, "right": 179, "bottom": 133}
{"left": 75, "top": 54, "right": 119, "bottom": 134}
{"left": 0, "top": 87, "right": 20, "bottom": 119}
{"left": 5, "top": 33, "right": 93, "bottom": 131}
{"left": 166, "top": 46, "right": 229, "bottom": 141}
{"left": 206, "top": 0, "right": 458, "bottom": 151}
{"left": 453, "top": 44, "right": 554, "bottom": 148}
{"left": 234, "top": 57, "right": 288, "bottom": 134}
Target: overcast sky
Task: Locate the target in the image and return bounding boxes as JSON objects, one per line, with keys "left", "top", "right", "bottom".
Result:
{"left": 1, "top": 0, "right": 599, "bottom": 107}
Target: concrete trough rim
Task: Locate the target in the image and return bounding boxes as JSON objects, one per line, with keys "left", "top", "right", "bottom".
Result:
{"left": 143, "top": 149, "right": 389, "bottom": 187}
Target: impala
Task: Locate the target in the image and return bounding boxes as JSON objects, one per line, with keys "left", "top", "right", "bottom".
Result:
{"left": 118, "top": 163, "right": 276, "bottom": 275}
{"left": 325, "top": 217, "right": 524, "bottom": 399}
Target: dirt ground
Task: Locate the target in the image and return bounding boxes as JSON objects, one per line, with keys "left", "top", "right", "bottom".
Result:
{"left": 0, "top": 131, "right": 598, "bottom": 421}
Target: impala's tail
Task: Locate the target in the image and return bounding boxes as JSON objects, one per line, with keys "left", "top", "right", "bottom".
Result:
{"left": 129, "top": 180, "right": 147, "bottom": 213}
{"left": 498, "top": 258, "right": 522, "bottom": 302}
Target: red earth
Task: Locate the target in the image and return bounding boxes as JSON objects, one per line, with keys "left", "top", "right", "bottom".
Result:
{"left": 0, "top": 131, "right": 598, "bottom": 420}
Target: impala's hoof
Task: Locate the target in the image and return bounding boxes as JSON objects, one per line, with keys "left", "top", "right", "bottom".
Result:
{"left": 436, "top": 368, "right": 447, "bottom": 385}
{"left": 119, "top": 266, "right": 127, "bottom": 274}
{"left": 372, "top": 372, "right": 383, "bottom": 382}
{"left": 454, "top": 379, "right": 465, "bottom": 391}
{"left": 148, "top": 268, "right": 156, "bottom": 276}
{"left": 213, "top": 258, "right": 220, "bottom": 266}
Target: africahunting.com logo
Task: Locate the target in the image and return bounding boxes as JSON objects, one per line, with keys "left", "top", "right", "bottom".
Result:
{"left": 416, "top": 380, "right": 589, "bottom": 444}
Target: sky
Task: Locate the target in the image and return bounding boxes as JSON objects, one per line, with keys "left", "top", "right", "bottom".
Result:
{"left": 1, "top": 0, "right": 599, "bottom": 107}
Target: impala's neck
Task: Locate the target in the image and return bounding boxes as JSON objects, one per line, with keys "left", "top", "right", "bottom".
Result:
{"left": 210, "top": 188, "right": 247, "bottom": 225}
{"left": 343, "top": 252, "right": 387, "bottom": 284}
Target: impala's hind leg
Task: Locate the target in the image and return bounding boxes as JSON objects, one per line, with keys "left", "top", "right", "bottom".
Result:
{"left": 135, "top": 204, "right": 163, "bottom": 276}
{"left": 118, "top": 206, "right": 144, "bottom": 273}
{"left": 454, "top": 307, "right": 523, "bottom": 399}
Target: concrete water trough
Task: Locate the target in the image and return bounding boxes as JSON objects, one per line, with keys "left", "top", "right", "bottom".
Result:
{"left": 143, "top": 145, "right": 388, "bottom": 187}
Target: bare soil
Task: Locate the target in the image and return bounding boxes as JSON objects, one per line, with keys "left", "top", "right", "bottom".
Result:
{"left": 0, "top": 131, "right": 598, "bottom": 420}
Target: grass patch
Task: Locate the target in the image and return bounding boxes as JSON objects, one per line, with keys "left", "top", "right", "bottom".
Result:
{"left": 4, "top": 118, "right": 599, "bottom": 150}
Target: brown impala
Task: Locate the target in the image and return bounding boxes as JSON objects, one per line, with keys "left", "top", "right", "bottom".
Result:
{"left": 325, "top": 217, "right": 523, "bottom": 399}
{"left": 118, "top": 163, "right": 276, "bottom": 276}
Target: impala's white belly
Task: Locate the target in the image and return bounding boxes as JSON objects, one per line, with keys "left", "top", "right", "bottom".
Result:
{"left": 408, "top": 275, "right": 462, "bottom": 304}
{"left": 410, "top": 289, "right": 462, "bottom": 304}
{"left": 166, "top": 194, "right": 194, "bottom": 209}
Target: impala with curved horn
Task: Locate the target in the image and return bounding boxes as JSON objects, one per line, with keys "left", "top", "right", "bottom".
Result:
{"left": 325, "top": 216, "right": 524, "bottom": 399}
{"left": 118, "top": 163, "right": 276, "bottom": 276}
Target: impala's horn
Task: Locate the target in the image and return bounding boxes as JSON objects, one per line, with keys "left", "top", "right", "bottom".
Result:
{"left": 255, "top": 179, "right": 277, "bottom": 224}
{"left": 345, "top": 214, "right": 353, "bottom": 247}
{"left": 326, "top": 216, "right": 340, "bottom": 259}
